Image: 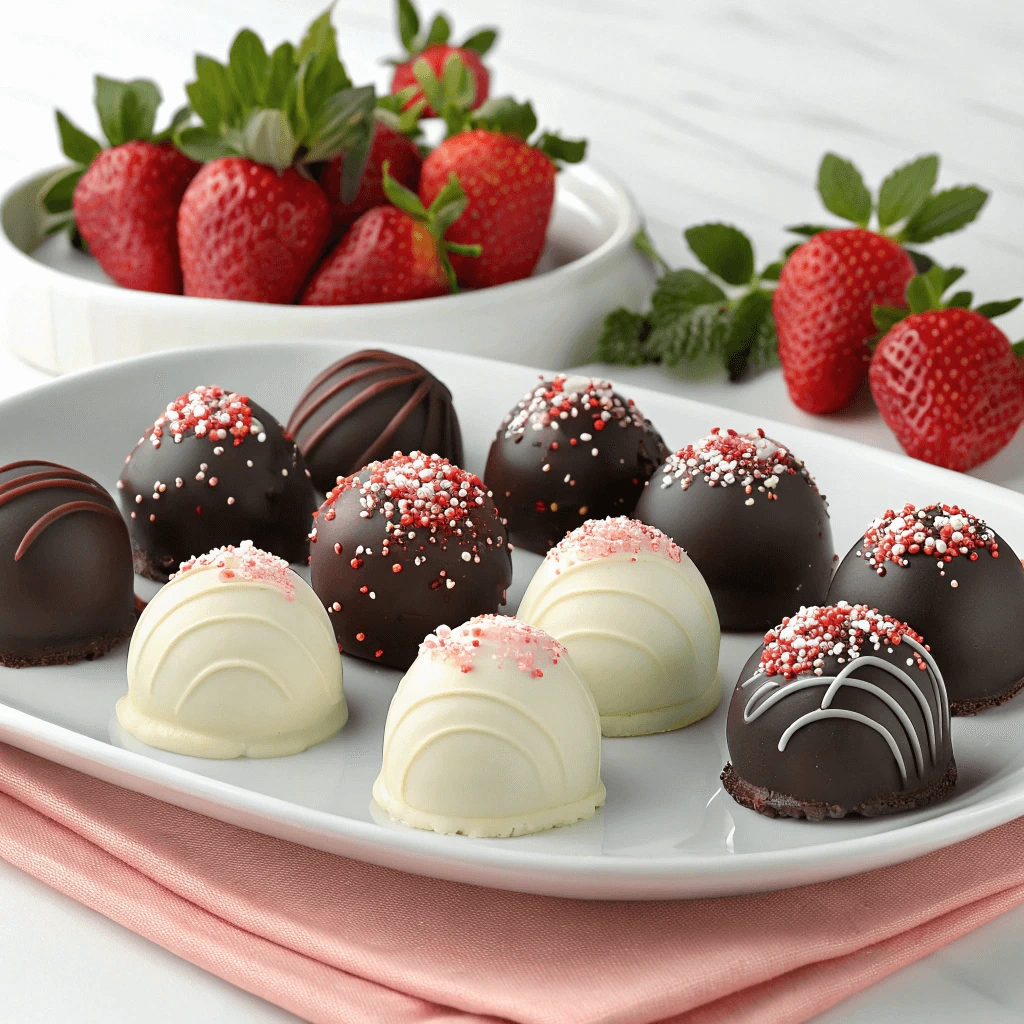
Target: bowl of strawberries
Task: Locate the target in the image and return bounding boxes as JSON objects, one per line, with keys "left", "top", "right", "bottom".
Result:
{"left": 0, "top": 4, "right": 649, "bottom": 375}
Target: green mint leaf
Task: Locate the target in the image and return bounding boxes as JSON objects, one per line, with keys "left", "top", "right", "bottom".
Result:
{"left": 650, "top": 269, "right": 727, "bottom": 324}
{"left": 536, "top": 132, "right": 586, "bottom": 165}
{"left": 684, "top": 222, "right": 755, "bottom": 285}
{"left": 817, "top": 153, "right": 872, "bottom": 226}
{"left": 174, "top": 124, "right": 235, "bottom": 162}
{"left": 900, "top": 186, "right": 989, "bottom": 243}
{"left": 747, "top": 312, "right": 779, "bottom": 371}
{"left": 945, "top": 290, "right": 973, "bottom": 309}
{"left": 383, "top": 160, "right": 428, "bottom": 218}
{"left": 425, "top": 14, "right": 451, "bottom": 46}
{"left": 723, "top": 289, "right": 773, "bottom": 367}
{"left": 872, "top": 305, "right": 908, "bottom": 333}
{"left": 229, "top": 29, "right": 270, "bottom": 109}
{"left": 906, "top": 276, "right": 934, "bottom": 314}
{"left": 877, "top": 154, "right": 938, "bottom": 230}
{"left": 648, "top": 303, "right": 729, "bottom": 366}
{"left": 975, "top": 298, "right": 1022, "bottom": 319}
{"left": 55, "top": 111, "right": 102, "bottom": 165}
{"left": 596, "top": 309, "right": 650, "bottom": 366}
{"left": 759, "top": 261, "right": 784, "bottom": 281}
{"left": 40, "top": 165, "right": 85, "bottom": 214}
{"left": 633, "top": 228, "right": 670, "bottom": 273}
{"left": 787, "top": 224, "right": 831, "bottom": 237}
{"left": 461, "top": 29, "right": 497, "bottom": 55}
{"left": 397, "top": 0, "right": 420, "bottom": 53}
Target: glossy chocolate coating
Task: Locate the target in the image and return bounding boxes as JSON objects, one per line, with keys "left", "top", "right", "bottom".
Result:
{"left": 725, "top": 638, "right": 953, "bottom": 816}
{"left": 484, "top": 376, "right": 668, "bottom": 554}
{"left": 828, "top": 523, "right": 1024, "bottom": 714}
{"left": 309, "top": 456, "right": 513, "bottom": 670}
{"left": 287, "top": 350, "right": 464, "bottom": 496}
{"left": 0, "top": 461, "right": 135, "bottom": 666}
{"left": 118, "top": 393, "right": 317, "bottom": 581}
{"left": 634, "top": 446, "right": 834, "bottom": 632}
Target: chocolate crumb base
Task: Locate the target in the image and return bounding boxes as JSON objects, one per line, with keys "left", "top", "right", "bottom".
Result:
{"left": 133, "top": 546, "right": 174, "bottom": 583}
{"left": 720, "top": 759, "right": 958, "bottom": 821}
{"left": 950, "top": 674, "right": 1024, "bottom": 717}
{"left": 0, "top": 616, "right": 137, "bottom": 669}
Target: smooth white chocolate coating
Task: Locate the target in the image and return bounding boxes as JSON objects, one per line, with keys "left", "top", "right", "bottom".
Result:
{"left": 117, "top": 546, "right": 346, "bottom": 758}
{"left": 518, "top": 521, "right": 721, "bottom": 736}
{"left": 373, "top": 616, "right": 605, "bottom": 837}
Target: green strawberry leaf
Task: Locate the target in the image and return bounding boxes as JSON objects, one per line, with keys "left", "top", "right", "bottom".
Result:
{"left": 872, "top": 304, "right": 907, "bottom": 333}
{"left": 188, "top": 55, "right": 239, "bottom": 130}
{"left": 900, "top": 186, "right": 989, "bottom": 243}
{"left": 787, "top": 224, "right": 831, "bottom": 237}
{"left": 95, "top": 76, "right": 161, "bottom": 146}
{"left": 382, "top": 160, "right": 429, "bottom": 219}
{"left": 412, "top": 57, "right": 445, "bottom": 112}
{"left": 759, "top": 261, "right": 784, "bottom": 281}
{"left": 817, "top": 153, "right": 872, "bottom": 227}
{"left": 174, "top": 124, "right": 235, "bottom": 163}
{"left": 440, "top": 51, "right": 476, "bottom": 106}
{"left": 877, "top": 154, "right": 938, "bottom": 230}
{"left": 535, "top": 132, "right": 586, "bottom": 165}
{"left": 945, "top": 290, "right": 974, "bottom": 309}
{"left": 425, "top": 14, "right": 451, "bottom": 46}
{"left": 461, "top": 29, "right": 497, "bottom": 55}
{"left": 152, "top": 105, "right": 193, "bottom": 144}
{"left": 975, "top": 298, "right": 1022, "bottom": 319}
{"left": 596, "top": 309, "right": 650, "bottom": 366}
{"left": 472, "top": 96, "right": 538, "bottom": 140}
{"left": 426, "top": 172, "right": 469, "bottom": 233}
{"left": 783, "top": 241, "right": 802, "bottom": 258}
{"left": 921, "top": 264, "right": 947, "bottom": 306}
{"left": 942, "top": 266, "right": 966, "bottom": 289}
{"left": 55, "top": 111, "right": 102, "bottom": 166}
{"left": 297, "top": 7, "right": 352, "bottom": 106}
{"left": 1013, "top": 340, "right": 1024, "bottom": 358}
{"left": 684, "top": 223, "right": 754, "bottom": 285}
{"left": 304, "top": 84, "right": 376, "bottom": 198}
{"left": 906, "top": 275, "right": 934, "bottom": 314}
{"left": 40, "top": 165, "right": 85, "bottom": 214}
{"left": 633, "top": 228, "right": 670, "bottom": 273}
{"left": 905, "top": 248, "right": 934, "bottom": 274}
{"left": 240, "top": 108, "right": 298, "bottom": 171}
{"left": 265, "top": 42, "right": 297, "bottom": 108}
{"left": 446, "top": 241, "right": 481, "bottom": 257}
{"left": 397, "top": 0, "right": 420, "bottom": 53}
{"left": 229, "top": 29, "right": 270, "bottom": 109}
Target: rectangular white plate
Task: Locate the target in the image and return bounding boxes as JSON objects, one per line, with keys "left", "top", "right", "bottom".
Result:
{"left": 2, "top": 340, "right": 1023, "bottom": 900}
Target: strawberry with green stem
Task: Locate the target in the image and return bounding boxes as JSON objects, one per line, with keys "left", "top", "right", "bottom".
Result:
{"left": 44, "top": 77, "right": 197, "bottom": 293}
{"left": 774, "top": 153, "right": 989, "bottom": 414}
{"left": 389, "top": 0, "right": 496, "bottom": 117}
{"left": 417, "top": 63, "right": 586, "bottom": 288}
{"left": 301, "top": 164, "right": 481, "bottom": 305}
{"left": 598, "top": 226, "right": 782, "bottom": 379}
{"left": 869, "top": 264, "right": 1024, "bottom": 471}
{"left": 175, "top": 8, "right": 377, "bottom": 303}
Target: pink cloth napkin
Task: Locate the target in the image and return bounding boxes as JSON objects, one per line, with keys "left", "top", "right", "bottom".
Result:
{"left": 2, "top": 741, "right": 1024, "bottom": 1024}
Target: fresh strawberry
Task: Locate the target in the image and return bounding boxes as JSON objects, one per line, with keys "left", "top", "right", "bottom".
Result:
{"left": 869, "top": 266, "right": 1024, "bottom": 470}
{"left": 173, "top": 10, "right": 377, "bottom": 303}
{"left": 418, "top": 94, "right": 586, "bottom": 288}
{"left": 389, "top": 0, "right": 496, "bottom": 117}
{"left": 319, "top": 121, "right": 422, "bottom": 236}
{"left": 302, "top": 166, "right": 480, "bottom": 305}
{"left": 45, "top": 77, "right": 197, "bottom": 293}
{"left": 179, "top": 158, "right": 331, "bottom": 303}
{"left": 775, "top": 153, "right": 989, "bottom": 414}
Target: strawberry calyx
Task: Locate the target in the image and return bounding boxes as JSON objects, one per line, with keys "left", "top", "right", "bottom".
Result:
{"left": 785, "top": 153, "right": 990, "bottom": 263}
{"left": 176, "top": 8, "right": 376, "bottom": 200}
{"left": 44, "top": 76, "right": 191, "bottom": 241}
{"left": 872, "top": 264, "right": 1022, "bottom": 336}
{"left": 375, "top": 88, "right": 427, "bottom": 140}
{"left": 391, "top": 0, "right": 497, "bottom": 63}
{"left": 380, "top": 160, "right": 481, "bottom": 292}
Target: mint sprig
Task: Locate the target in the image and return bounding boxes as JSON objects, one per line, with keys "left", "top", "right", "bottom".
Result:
{"left": 597, "top": 226, "right": 781, "bottom": 379}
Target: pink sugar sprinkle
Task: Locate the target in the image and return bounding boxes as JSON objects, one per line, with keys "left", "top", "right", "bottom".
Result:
{"left": 856, "top": 502, "right": 997, "bottom": 576}
{"left": 150, "top": 386, "right": 261, "bottom": 449}
{"left": 420, "top": 614, "right": 566, "bottom": 676}
{"left": 174, "top": 539, "right": 295, "bottom": 601}
{"left": 658, "top": 427, "right": 818, "bottom": 502}
{"left": 760, "top": 601, "right": 926, "bottom": 680}
{"left": 548, "top": 516, "right": 682, "bottom": 570}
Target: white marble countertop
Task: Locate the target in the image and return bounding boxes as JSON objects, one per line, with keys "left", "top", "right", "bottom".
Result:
{"left": 2, "top": 0, "right": 1023, "bottom": 1021}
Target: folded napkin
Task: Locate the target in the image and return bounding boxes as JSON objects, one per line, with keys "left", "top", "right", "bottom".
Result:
{"left": 2, "top": 741, "right": 1023, "bottom": 1024}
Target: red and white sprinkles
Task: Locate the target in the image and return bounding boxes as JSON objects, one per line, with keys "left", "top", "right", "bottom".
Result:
{"left": 856, "top": 503, "right": 997, "bottom": 587}
{"left": 150, "top": 386, "right": 264, "bottom": 449}
{"left": 420, "top": 615, "right": 566, "bottom": 677}
{"left": 547, "top": 516, "right": 682, "bottom": 571}
{"left": 174, "top": 540, "right": 295, "bottom": 601}
{"left": 501, "top": 375, "right": 655, "bottom": 439}
{"left": 658, "top": 427, "right": 817, "bottom": 505}
{"left": 760, "top": 602, "right": 927, "bottom": 680}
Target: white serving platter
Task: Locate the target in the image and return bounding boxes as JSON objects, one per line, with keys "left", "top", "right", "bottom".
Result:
{"left": 2, "top": 340, "right": 1024, "bottom": 901}
{"left": 0, "top": 164, "right": 650, "bottom": 376}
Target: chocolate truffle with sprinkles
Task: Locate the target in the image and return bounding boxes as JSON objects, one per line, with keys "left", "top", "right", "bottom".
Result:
{"left": 484, "top": 375, "right": 668, "bottom": 554}
{"left": 634, "top": 427, "right": 834, "bottom": 632}
{"left": 286, "top": 349, "right": 464, "bottom": 496}
{"left": 0, "top": 460, "right": 135, "bottom": 666}
{"left": 118, "top": 386, "right": 317, "bottom": 581}
{"left": 309, "top": 451, "right": 513, "bottom": 669}
{"left": 722, "top": 602, "right": 955, "bottom": 820}
{"left": 828, "top": 503, "right": 1024, "bottom": 715}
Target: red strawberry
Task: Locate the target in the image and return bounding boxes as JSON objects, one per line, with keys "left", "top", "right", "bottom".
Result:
{"left": 301, "top": 167, "right": 479, "bottom": 306}
{"left": 319, "top": 122, "right": 422, "bottom": 236}
{"left": 773, "top": 229, "right": 914, "bottom": 413}
{"left": 178, "top": 158, "right": 331, "bottom": 304}
{"left": 73, "top": 142, "right": 199, "bottom": 294}
{"left": 868, "top": 269, "right": 1024, "bottom": 471}
{"left": 389, "top": 1, "right": 496, "bottom": 117}
{"left": 46, "top": 76, "right": 199, "bottom": 293}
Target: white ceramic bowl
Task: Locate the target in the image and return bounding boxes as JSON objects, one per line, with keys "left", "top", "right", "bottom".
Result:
{"left": 0, "top": 163, "right": 651, "bottom": 375}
